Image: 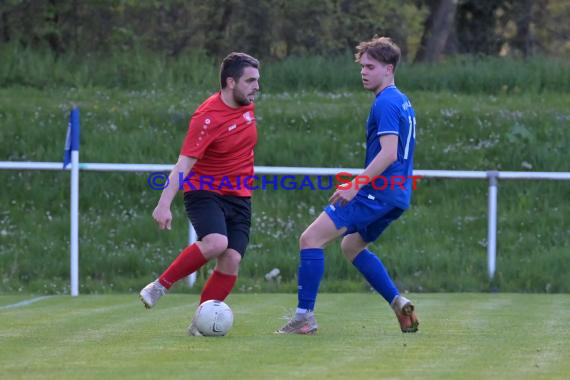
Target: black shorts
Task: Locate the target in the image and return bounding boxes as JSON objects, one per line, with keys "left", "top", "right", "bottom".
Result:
{"left": 184, "top": 191, "right": 252, "bottom": 257}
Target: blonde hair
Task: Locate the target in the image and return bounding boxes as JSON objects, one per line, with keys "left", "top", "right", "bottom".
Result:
{"left": 355, "top": 36, "right": 401, "bottom": 70}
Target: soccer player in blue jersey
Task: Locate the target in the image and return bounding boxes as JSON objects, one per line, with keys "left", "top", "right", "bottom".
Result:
{"left": 276, "top": 36, "right": 419, "bottom": 335}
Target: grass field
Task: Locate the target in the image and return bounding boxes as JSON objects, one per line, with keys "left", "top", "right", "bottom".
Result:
{"left": 1, "top": 293, "right": 569, "bottom": 379}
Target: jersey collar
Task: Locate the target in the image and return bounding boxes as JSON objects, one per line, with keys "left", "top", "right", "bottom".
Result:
{"left": 376, "top": 84, "right": 396, "bottom": 97}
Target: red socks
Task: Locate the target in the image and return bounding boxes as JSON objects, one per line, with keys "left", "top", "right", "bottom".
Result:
{"left": 158, "top": 244, "right": 207, "bottom": 289}
{"left": 200, "top": 270, "right": 237, "bottom": 304}
{"left": 158, "top": 243, "right": 237, "bottom": 301}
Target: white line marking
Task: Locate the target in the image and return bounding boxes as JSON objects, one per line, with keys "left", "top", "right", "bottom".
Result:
{"left": 0, "top": 296, "right": 53, "bottom": 310}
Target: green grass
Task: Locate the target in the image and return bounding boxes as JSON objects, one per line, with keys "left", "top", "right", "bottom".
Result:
{"left": 1, "top": 293, "right": 569, "bottom": 379}
{"left": 1, "top": 46, "right": 569, "bottom": 93}
{"left": 1, "top": 86, "right": 569, "bottom": 293}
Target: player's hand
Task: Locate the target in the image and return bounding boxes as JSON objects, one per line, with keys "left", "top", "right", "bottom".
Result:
{"left": 329, "top": 185, "right": 358, "bottom": 207}
{"left": 152, "top": 204, "right": 173, "bottom": 230}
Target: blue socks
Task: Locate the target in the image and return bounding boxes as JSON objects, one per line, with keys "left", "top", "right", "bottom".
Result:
{"left": 352, "top": 249, "right": 399, "bottom": 304}
{"left": 296, "top": 248, "right": 398, "bottom": 310}
{"left": 297, "top": 248, "right": 325, "bottom": 311}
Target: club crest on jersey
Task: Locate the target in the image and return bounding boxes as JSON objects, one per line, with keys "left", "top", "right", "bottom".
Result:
{"left": 243, "top": 111, "right": 253, "bottom": 124}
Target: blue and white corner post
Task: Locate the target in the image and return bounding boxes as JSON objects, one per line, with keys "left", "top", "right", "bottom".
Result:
{"left": 64, "top": 107, "right": 80, "bottom": 296}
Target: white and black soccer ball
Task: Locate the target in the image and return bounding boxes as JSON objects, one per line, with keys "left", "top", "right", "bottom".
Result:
{"left": 193, "top": 300, "right": 234, "bottom": 336}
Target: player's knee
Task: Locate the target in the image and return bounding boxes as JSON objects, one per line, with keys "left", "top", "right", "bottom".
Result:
{"left": 199, "top": 234, "right": 228, "bottom": 257}
{"left": 299, "top": 229, "right": 318, "bottom": 249}
{"left": 217, "top": 250, "right": 241, "bottom": 273}
{"left": 340, "top": 237, "right": 363, "bottom": 262}
{"left": 340, "top": 238, "right": 352, "bottom": 256}
{"left": 340, "top": 241, "right": 354, "bottom": 260}
{"left": 299, "top": 227, "right": 330, "bottom": 249}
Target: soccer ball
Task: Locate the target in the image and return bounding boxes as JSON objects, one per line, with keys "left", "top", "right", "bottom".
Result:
{"left": 193, "top": 300, "right": 234, "bottom": 336}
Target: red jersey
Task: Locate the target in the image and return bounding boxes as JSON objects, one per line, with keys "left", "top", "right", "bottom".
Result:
{"left": 180, "top": 92, "right": 257, "bottom": 196}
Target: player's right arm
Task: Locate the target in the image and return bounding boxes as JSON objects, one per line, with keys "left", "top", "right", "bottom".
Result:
{"left": 154, "top": 110, "right": 218, "bottom": 229}
{"left": 152, "top": 155, "right": 197, "bottom": 230}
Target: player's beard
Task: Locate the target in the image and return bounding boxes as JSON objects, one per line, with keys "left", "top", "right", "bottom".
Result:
{"left": 233, "top": 87, "right": 255, "bottom": 106}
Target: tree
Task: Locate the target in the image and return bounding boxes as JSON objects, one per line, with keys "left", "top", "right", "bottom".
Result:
{"left": 415, "top": 0, "right": 458, "bottom": 62}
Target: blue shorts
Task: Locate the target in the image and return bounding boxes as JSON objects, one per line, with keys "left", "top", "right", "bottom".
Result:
{"left": 324, "top": 193, "right": 404, "bottom": 243}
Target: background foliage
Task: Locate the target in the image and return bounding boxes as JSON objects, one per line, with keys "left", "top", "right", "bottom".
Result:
{"left": 1, "top": 0, "right": 569, "bottom": 62}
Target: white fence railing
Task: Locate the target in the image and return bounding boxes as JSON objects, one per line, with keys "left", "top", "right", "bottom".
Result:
{"left": 1, "top": 160, "right": 569, "bottom": 296}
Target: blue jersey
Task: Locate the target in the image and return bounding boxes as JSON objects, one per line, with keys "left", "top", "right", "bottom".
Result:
{"left": 361, "top": 85, "right": 416, "bottom": 209}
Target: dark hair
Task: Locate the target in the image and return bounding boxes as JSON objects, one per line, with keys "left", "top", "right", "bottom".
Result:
{"left": 354, "top": 36, "right": 401, "bottom": 70}
{"left": 220, "top": 52, "right": 260, "bottom": 89}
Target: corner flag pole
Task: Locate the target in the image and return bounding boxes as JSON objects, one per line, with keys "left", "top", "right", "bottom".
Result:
{"left": 64, "top": 107, "right": 80, "bottom": 296}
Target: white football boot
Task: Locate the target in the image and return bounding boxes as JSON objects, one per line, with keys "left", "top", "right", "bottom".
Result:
{"left": 391, "top": 295, "right": 419, "bottom": 333}
{"left": 139, "top": 280, "right": 167, "bottom": 309}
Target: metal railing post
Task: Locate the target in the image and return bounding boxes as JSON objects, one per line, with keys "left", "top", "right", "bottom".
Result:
{"left": 487, "top": 171, "right": 499, "bottom": 280}
{"left": 186, "top": 222, "right": 198, "bottom": 287}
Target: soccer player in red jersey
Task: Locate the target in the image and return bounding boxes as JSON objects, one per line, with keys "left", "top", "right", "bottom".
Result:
{"left": 140, "top": 53, "right": 260, "bottom": 335}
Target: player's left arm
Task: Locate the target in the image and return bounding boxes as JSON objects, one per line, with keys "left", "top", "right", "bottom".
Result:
{"left": 329, "top": 135, "right": 397, "bottom": 206}
{"left": 357, "top": 134, "right": 398, "bottom": 180}
{"left": 351, "top": 99, "right": 400, "bottom": 190}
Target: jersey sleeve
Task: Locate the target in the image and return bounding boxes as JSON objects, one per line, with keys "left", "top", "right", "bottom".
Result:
{"left": 374, "top": 99, "right": 400, "bottom": 136}
{"left": 180, "top": 113, "right": 220, "bottom": 159}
